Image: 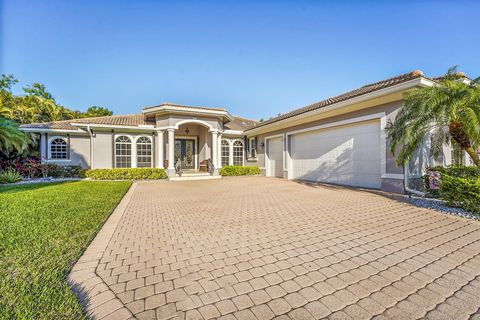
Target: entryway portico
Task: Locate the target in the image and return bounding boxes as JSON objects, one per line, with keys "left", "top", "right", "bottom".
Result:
{"left": 143, "top": 104, "right": 234, "bottom": 177}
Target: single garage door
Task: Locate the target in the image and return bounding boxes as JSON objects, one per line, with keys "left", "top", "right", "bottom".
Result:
{"left": 267, "top": 137, "right": 283, "bottom": 178}
{"left": 291, "top": 120, "right": 381, "bottom": 188}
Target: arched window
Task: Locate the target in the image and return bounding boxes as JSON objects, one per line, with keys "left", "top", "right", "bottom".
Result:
{"left": 50, "top": 138, "right": 68, "bottom": 159}
{"left": 115, "top": 136, "right": 132, "bottom": 168}
{"left": 136, "top": 137, "right": 152, "bottom": 168}
{"left": 221, "top": 140, "right": 230, "bottom": 166}
{"left": 233, "top": 140, "right": 244, "bottom": 166}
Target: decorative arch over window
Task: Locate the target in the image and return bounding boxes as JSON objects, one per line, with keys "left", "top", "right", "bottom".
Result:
{"left": 221, "top": 140, "right": 230, "bottom": 167}
{"left": 136, "top": 136, "right": 152, "bottom": 168}
{"left": 115, "top": 136, "right": 132, "bottom": 168}
{"left": 233, "top": 140, "right": 244, "bottom": 166}
{"left": 49, "top": 137, "right": 69, "bottom": 160}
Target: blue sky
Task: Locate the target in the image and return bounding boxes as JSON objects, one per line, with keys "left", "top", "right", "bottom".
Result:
{"left": 2, "top": 0, "right": 480, "bottom": 120}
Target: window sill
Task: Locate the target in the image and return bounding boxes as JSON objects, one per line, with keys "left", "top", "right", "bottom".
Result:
{"left": 247, "top": 158, "right": 258, "bottom": 162}
{"left": 47, "top": 159, "right": 72, "bottom": 162}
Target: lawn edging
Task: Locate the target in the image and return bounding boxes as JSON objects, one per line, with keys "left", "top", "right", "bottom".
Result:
{"left": 68, "top": 182, "right": 137, "bottom": 319}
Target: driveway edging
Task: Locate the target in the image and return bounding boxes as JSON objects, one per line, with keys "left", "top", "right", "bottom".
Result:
{"left": 68, "top": 182, "right": 137, "bottom": 320}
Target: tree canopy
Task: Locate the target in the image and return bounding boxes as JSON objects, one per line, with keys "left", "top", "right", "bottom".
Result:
{"left": 387, "top": 67, "right": 480, "bottom": 167}
{"left": 0, "top": 74, "right": 114, "bottom": 124}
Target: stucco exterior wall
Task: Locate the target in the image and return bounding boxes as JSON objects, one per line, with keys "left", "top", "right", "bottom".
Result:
{"left": 69, "top": 136, "right": 91, "bottom": 168}
{"left": 247, "top": 100, "right": 405, "bottom": 192}
{"left": 41, "top": 134, "right": 91, "bottom": 168}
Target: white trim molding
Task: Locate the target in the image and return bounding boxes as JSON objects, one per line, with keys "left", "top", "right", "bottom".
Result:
{"left": 173, "top": 119, "right": 215, "bottom": 132}
{"left": 264, "top": 134, "right": 284, "bottom": 177}
{"left": 47, "top": 136, "right": 71, "bottom": 161}
{"left": 285, "top": 112, "right": 387, "bottom": 182}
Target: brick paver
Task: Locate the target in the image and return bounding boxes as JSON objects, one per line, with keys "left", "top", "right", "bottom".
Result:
{"left": 71, "top": 177, "right": 480, "bottom": 319}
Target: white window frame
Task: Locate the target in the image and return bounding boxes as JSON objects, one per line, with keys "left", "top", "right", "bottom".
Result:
{"left": 249, "top": 137, "right": 257, "bottom": 159}
{"left": 221, "top": 139, "right": 231, "bottom": 167}
{"left": 136, "top": 136, "right": 153, "bottom": 168}
{"left": 232, "top": 139, "right": 244, "bottom": 166}
{"left": 48, "top": 136, "right": 70, "bottom": 161}
{"left": 115, "top": 135, "right": 133, "bottom": 168}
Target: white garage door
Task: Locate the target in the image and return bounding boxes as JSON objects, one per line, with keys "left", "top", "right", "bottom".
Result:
{"left": 267, "top": 137, "right": 283, "bottom": 178}
{"left": 291, "top": 120, "right": 381, "bottom": 188}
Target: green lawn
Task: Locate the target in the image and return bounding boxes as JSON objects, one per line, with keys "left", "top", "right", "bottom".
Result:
{"left": 0, "top": 181, "right": 132, "bottom": 319}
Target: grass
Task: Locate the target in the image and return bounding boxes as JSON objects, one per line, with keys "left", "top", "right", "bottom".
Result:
{"left": 0, "top": 181, "right": 132, "bottom": 319}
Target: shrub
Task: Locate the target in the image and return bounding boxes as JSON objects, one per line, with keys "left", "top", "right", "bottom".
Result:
{"left": 424, "top": 165, "right": 480, "bottom": 196}
{"left": 440, "top": 175, "right": 480, "bottom": 215}
{"left": 220, "top": 166, "right": 261, "bottom": 176}
{"left": 427, "top": 165, "right": 480, "bottom": 179}
{"left": 85, "top": 168, "right": 168, "bottom": 180}
{"left": 0, "top": 157, "right": 42, "bottom": 178}
{"left": 0, "top": 169, "right": 23, "bottom": 184}
{"left": 39, "top": 163, "right": 85, "bottom": 178}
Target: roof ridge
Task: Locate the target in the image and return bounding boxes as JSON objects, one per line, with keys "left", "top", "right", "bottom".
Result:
{"left": 359, "top": 70, "right": 423, "bottom": 88}
{"left": 247, "top": 70, "right": 426, "bottom": 130}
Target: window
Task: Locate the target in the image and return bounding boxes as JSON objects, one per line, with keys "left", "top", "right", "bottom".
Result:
{"left": 233, "top": 140, "right": 244, "bottom": 166}
{"left": 115, "top": 136, "right": 132, "bottom": 168}
{"left": 136, "top": 137, "right": 152, "bottom": 168}
{"left": 249, "top": 137, "right": 257, "bottom": 158}
{"left": 221, "top": 140, "right": 230, "bottom": 166}
{"left": 50, "top": 138, "right": 68, "bottom": 159}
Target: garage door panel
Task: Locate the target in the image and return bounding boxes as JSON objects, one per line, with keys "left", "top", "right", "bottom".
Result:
{"left": 291, "top": 120, "right": 381, "bottom": 188}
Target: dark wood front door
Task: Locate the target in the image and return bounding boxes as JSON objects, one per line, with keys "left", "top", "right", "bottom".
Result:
{"left": 174, "top": 139, "right": 195, "bottom": 169}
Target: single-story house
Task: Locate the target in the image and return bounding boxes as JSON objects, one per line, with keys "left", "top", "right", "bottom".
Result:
{"left": 21, "top": 70, "right": 468, "bottom": 193}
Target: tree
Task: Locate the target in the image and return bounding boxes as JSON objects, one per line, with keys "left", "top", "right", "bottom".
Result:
{"left": 387, "top": 67, "right": 480, "bottom": 167}
{"left": 82, "top": 106, "right": 113, "bottom": 118}
{"left": 23, "top": 83, "right": 55, "bottom": 101}
{"left": 0, "top": 118, "right": 30, "bottom": 154}
{"left": 0, "top": 74, "right": 113, "bottom": 124}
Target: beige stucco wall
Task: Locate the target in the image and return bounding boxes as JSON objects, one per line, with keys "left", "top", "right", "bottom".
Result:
{"left": 69, "top": 136, "right": 91, "bottom": 168}
{"left": 42, "top": 134, "right": 91, "bottom": 168}
{"left": 251, "top": 100, "right": 404, "bottom": 172}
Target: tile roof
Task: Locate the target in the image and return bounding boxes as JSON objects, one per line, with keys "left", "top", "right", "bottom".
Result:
{"left": 245, "top": 70, "right": 427, "bottom": 131}
{"left": 143, "top": 103, "right": 227, "bottom": 112}
{"left": 224, "top": 116, "right": 258, "bottom": 131}
{"left": 21, "top": 114, "right": 155, "bottom": 130}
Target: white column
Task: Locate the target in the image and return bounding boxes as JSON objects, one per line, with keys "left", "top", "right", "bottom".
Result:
{"left": 156, "top": 130, "right": 164, "bottom": 168}
{"left": 229, "top": 141, "right": 234, "bottom": 166}
{"left": 167, "top": 129, "right": 175, "bottom": 173}
{"left": 217, "top": 133, "right": 222, "bottom": 168}
{"left": 132, "top": 137, "right": 137, "bottom": 168}
{"left": 40, "top": 133, "right": 47, "bottom": 162}
{"left": 211, "top": 130, "right": 218, "bottom": 170}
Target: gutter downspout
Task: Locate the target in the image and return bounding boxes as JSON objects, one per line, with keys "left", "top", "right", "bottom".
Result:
{"left": 87, "top": 125, "right": 94, "bottom": 169}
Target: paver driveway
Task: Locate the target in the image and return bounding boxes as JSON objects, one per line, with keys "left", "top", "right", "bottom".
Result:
{"left": 71, "top": 177, "right": 480, "bottom": 319}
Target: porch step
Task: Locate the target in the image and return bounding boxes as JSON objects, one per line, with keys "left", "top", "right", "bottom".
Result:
{"left": 168, "top": 174, "right": 222, "bottom": 181}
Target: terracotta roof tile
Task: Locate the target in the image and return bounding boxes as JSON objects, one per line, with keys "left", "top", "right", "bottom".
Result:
{"left": 245, "top": 71, "right": 426, "bottom": 131}
{"left": 21, "top": 114, "right": 154, "bottom": 130}
{"left": 143, "top": 103, "right": 227, "bottom": 112}
{"left": 225, "top": 116, "right": 257, "bottom": 131}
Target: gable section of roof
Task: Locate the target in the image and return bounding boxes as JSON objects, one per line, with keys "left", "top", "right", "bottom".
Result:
{"left": 224, "top": 116, "right": 257, "bottom": 131}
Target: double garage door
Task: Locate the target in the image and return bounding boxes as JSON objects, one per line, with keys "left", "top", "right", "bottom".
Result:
{"left": 267, "top": 119, "right": 382, "bottom": 189}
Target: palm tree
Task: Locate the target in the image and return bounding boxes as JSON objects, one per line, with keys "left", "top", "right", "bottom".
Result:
{"left": 0, "top": 118, "right": 30, "bottom": 154}
{"left": 387, "top": 67, "right": 480, "bottom": 167}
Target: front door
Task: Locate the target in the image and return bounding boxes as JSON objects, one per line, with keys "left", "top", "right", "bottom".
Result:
{"left": 174, "top": 139, "right": 195, "bottom": 169}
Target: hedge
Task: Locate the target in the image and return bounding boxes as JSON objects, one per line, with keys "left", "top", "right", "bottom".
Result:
{"left": 427, "top": 165, "right": 480, "bottom": 179}
{"left": 85, "top": 168, "right": 168, "bottom": 180}
{"left": 425, "top": 165, "right": 480, "bottom": 214}
{"left": 440, "top": 175, "right": 480, "bottom": 215}
{"left": 220, "top": 166, "right": 261, "bottom": 176}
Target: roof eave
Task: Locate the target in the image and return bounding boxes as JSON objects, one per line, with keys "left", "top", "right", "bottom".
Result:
{"left": 245, "top": 76, "right": 435, "bottom": 135}
{"left": 143, "top": 105, "right": 234, "bottom": 121}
